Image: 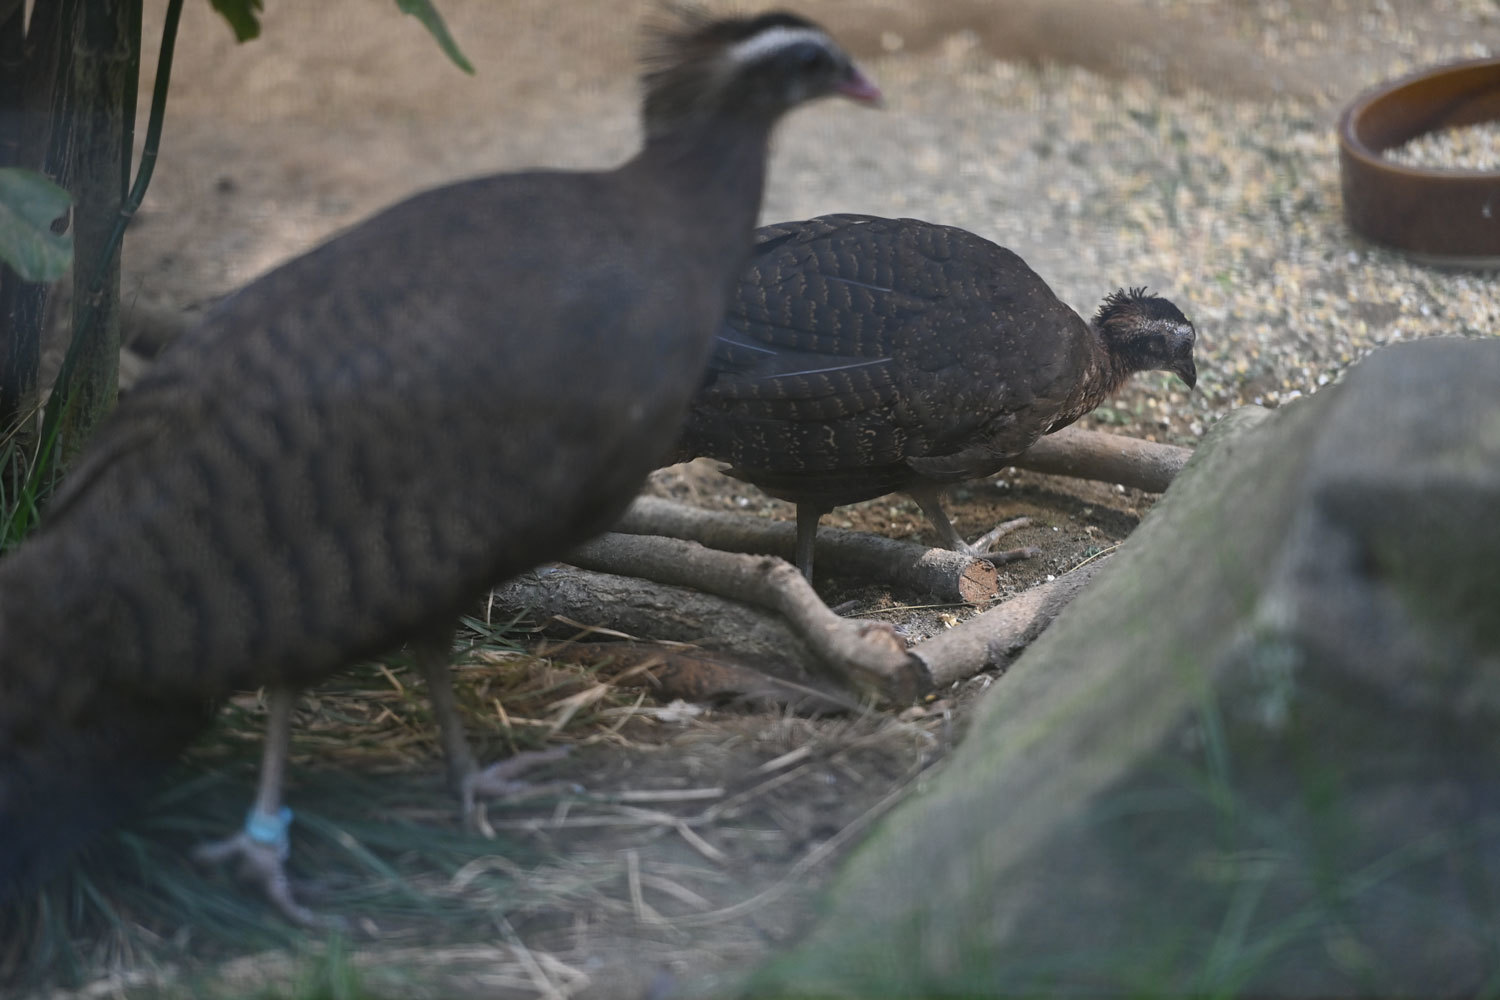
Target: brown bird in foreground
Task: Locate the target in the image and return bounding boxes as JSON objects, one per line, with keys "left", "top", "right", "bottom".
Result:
{"left": 0, "top": 10, "right": 879, "bottom": 924}
{"left": 674, "top": 214, "right": 1198, "bottom": 580}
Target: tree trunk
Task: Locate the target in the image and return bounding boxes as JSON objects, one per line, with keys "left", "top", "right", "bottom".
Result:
{"left": 0, "top": 0, "right": 141, "bottom": 479}
{"left": 53, "top": 0, "right": 139, "bottom": 458}
{"left": 0, "top": 0, "right": 57, "bottom": 444}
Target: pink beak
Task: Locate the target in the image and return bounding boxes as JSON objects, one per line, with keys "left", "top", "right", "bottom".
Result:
{"left": 837, "top": 65, "right": 884, "bottom": 106}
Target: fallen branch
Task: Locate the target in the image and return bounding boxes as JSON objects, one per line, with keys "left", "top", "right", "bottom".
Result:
{"left": 617, "top": 496, "right": 998, "bottom": 604}
{"left": 489, "top": 556, "right": 1105, "bottom": 707}
{"left": 566, "top": 534, "right": 929, "bottom": 704}
{"left": 1009, "top": 427, "right": 1190, "bottom": 493}
{"left": 490, "top": 565, "right": 823, "bottom": 670}
{"left": 913, "top": 557, "right": 1111, "bottom": 687}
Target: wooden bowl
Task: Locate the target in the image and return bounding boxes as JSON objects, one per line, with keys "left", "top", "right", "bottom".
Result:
{"left": 1338, "top": 56, "right": 1500, "bottom": 267}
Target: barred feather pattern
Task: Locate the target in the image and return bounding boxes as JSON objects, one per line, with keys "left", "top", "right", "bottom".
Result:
{"left": 675, "top": 214, "right": 1139, "bottom": 509}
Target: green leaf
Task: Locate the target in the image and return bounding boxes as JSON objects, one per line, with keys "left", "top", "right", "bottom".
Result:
{"left": 396, "top": 0, "right": 475, "bottom": 75}
{"left": 0, "top": 167, "right": 73, "bottom": 282}
{"left": 207, "top": 0, "right": 263, "bottom": 42}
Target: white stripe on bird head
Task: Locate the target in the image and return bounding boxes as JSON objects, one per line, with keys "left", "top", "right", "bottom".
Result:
{"left": 726, "top": 26, "right": 834, "bottom": 66}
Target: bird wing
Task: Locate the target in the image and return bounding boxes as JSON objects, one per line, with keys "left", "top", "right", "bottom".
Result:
{"left": 696, "top": 214, "right": 1011, "bottom": 417}
{"left": 904, "top": 286, "right": 1099, "bottom": 480}
{"left": 727, "top": 214, "right": 947, "bottom": 359}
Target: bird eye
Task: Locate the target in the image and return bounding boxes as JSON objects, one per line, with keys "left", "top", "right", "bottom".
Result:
{"left": 791, "top": 42, "right": 831, "bottom": 72}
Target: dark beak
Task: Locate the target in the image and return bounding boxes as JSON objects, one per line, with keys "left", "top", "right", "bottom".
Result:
{"left": 1174, "top": 358, "right": 1197, "bottom": 391}
{"left": 836, "top": 65, "right": 884, "bottom": 106}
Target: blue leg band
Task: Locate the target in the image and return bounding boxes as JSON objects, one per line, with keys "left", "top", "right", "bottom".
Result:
{"left": 244, "top": 805, "right": 294, "bottom": 860}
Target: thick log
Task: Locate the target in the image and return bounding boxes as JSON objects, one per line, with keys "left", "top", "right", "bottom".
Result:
{"left": 617, "top": 496, "right": 999, "bottom": 604}
{"left": 1010, "top": 427, "right": 1190, "bottom": 493}
{"left": 489, "top": 564, "right": 824, "bottom": 672}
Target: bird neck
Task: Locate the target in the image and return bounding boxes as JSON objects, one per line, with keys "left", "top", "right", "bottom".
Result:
{"left": 629, "top": 115, "right": 773, "bottom": 238}
{"left": 1083, "top": 317, "right": 1137, "bottom": 390}
{"left": 1104, "top": 339, "right": 1140, "bottom": 395}
{"left": 1052, "top": 322, "right": 1137, "bottom": 432}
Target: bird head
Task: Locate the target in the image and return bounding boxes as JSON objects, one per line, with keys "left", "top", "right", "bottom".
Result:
{"left": 1093, "top": 287, "right": 1198, "bottom": 389}
{"left": 641, "top": 7, "right": 881, "bottom": 132}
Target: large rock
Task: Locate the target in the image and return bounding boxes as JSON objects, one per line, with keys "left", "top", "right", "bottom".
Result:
{"left": 747, "top": 338, "right": 1500, "bottom": 998}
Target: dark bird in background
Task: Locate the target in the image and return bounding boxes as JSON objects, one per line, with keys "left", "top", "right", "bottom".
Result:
{"left": 674, "top": 214, "right": 1198, "bottom": 580}
{"left": 0, "top": 10, "right": 879, "bottom": 923}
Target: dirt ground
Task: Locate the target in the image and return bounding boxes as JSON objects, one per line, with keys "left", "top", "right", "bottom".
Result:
{"left": 29, "top": 0, "right": 1500, "bottom": 996}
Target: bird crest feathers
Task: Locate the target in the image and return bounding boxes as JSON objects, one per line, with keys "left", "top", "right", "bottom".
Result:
{"left": 640, "top": 5, "right": 835, "bottom": 127}
{"left": 1093, "top": 286, "right": 1154, "bottom": 328}
{"left": 641, "top": 4, "right": 823, "bottom": 67}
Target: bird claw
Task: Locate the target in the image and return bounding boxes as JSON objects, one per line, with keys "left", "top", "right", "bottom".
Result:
{"left": 459, "top": 745, "right": 579, "bottom": 835}
{"left": 193, "top": 810, "right": 348, "bottom": 931}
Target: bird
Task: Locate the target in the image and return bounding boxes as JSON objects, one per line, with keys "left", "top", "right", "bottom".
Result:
{"left": 0, "top": 9, "right": 880, "bottom": 924}
{"left": 673, "top": 214, "right": 1198, "bottom": 581}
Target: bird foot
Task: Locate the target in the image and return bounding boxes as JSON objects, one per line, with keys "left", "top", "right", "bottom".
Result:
{"left": 961, "top": 516, "right": 1039, "bottom": 565}
{"left": 193, "top": 808, "right": 348, "bottom": 931}
{"left": 460, "top": 745, "right": 580, "bottom": 836}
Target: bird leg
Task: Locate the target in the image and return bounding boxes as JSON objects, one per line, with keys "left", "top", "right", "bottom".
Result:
{"left": 414, "top": 635, "right": 576, "bottom": 833}
{"left": 794, "top": 503, "right": 829, "bottom": 582}
{"left": 193, "top": 685, "right": 345, "bottom": 930}
{"left": 413, "top": 632, "right": 478, "bottom": 796}
{"left": 907, "top": 486, "right": 1038, "bottom": 566}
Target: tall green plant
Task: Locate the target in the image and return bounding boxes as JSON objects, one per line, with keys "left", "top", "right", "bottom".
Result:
{"left": 0, "top": 0, "right": 472, "bottom": 551}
